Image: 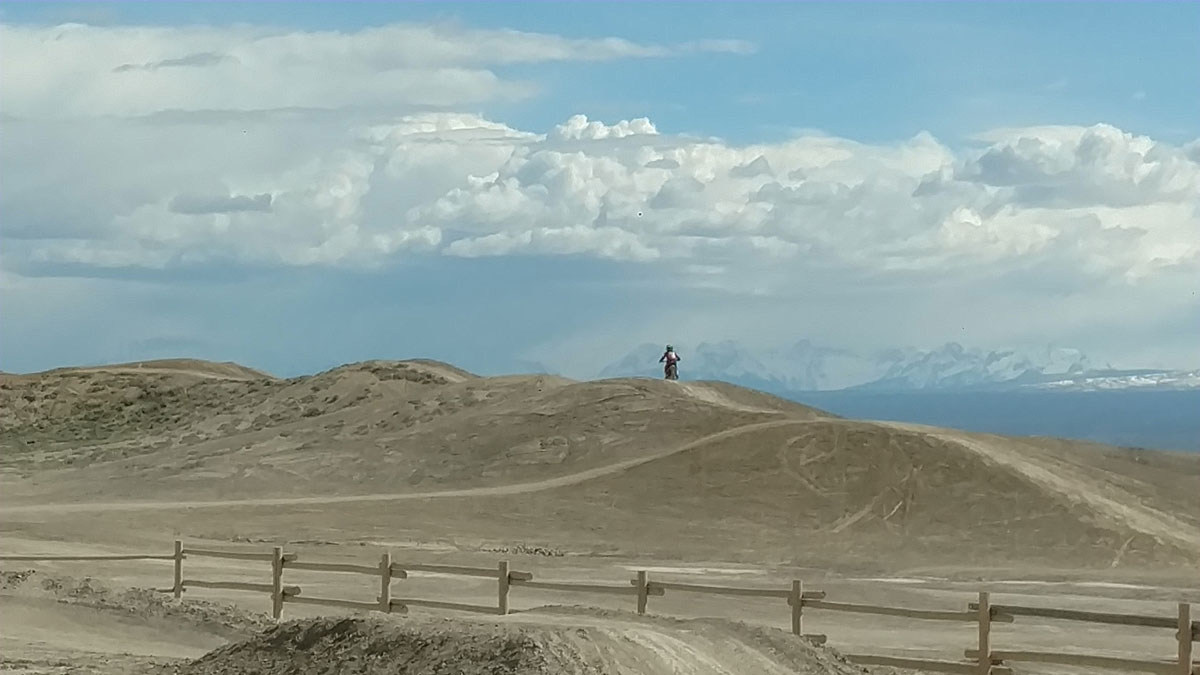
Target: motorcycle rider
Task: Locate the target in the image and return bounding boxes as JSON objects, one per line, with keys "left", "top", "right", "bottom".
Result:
{"left": 659, "top": 344, "right": 681, "bottom": 379}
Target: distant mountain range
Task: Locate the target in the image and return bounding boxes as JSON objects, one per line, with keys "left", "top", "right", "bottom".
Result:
{"left": 597, "top": 340, "right": 1200, "bottom": 393}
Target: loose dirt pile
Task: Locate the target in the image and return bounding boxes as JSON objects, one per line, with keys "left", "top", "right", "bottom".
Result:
{"left": 158, "top": 612, "right": 875, "bottom": 675}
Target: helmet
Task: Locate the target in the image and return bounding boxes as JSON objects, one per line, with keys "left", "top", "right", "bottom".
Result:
{"left": 666, "top": 345, "right": 674, "bottom": 351}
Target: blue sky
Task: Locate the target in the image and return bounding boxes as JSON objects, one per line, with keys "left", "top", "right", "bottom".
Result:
{"left": 1, "top": 2, "right": 1198, "bottom": 377}
{"left": 7, "top": 1, "right": 1197, "bottom": 144}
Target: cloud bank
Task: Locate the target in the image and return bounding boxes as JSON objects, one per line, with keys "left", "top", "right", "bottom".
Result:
{"left": 1, "top": 20, "right": 1197, "bottom": 373}
{"left": 5, "top": 104, "right": 1196, "bottom": 291}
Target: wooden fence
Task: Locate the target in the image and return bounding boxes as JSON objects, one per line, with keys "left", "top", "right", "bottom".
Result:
{"left": 2, "top": 542, "right": 1196, "bottom": 675}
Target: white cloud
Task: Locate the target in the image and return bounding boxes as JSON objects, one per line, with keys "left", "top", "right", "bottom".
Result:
{"left": 0, "top": 22, "right": 749, "bottom": 118}
{"left": 1, "top": 20, "right": 1197, "bottom": 370}
{"left": 959, "top": 123, "right": 1200, "bottom": 208}
{"left": 551, "top": 114, "right": 658, "bottom": 141}
{"left": 5, "top": 107, "right": 1197, "bottom": 291}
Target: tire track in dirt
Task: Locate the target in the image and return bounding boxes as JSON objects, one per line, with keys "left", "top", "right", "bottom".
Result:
{"left": 0, "top": 419, "right": 819, "bottom": 515}
{"left": 671, "top": 382, "right": 779, "bottom": 414}
{"left": 882, "top": 421, "right": 1200, "bottom": 554}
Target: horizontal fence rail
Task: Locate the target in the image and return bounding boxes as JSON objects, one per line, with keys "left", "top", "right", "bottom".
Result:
{"left": 182, "top": 547, "right": 283, "bottom": 562}
{"left": 513, "top": 579, "right": 649, "bottom": 596}
{"left": 392, "top": 562, "right": 501, "bottom": 578}
{"left": 646, "top": 580, "right": 791, "bottom": 599}
{"left": 4, "top": 539, "right": 1194, "bottom": 675}
{"left": 968, "top": 600, "right": 1200, "bottom": 637}
{"left": 285, "top": 561, "right": 383, "bottom": 576}
{"left": 0, "top": 554, "right": 176, "bottom": 561}
{"left": 808, "top": 598, "right": 1003, "bottom": 623}
{"left": 181, "top": 579, "right": 300, "bottom": 596}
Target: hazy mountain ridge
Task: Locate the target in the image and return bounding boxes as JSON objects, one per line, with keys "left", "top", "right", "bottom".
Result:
{"left": 598, "top": 340, "right": 1198, "bottom": 393}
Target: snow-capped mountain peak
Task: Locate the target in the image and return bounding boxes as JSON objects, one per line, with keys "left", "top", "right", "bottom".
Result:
{"left": 596, "top": 340, "right": 1190, "bottom": 392}
{"left": 865, "top": 343, "right": 1094, "bottom": 391}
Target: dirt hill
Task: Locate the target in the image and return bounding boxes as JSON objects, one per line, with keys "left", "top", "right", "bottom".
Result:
{"left": 0, "top": 360, "right": 826, "bottom": 501}
{"left": 513, "top": 418, "right": 1200, "bottom": 569}
{"left": 159, "top": 612, "right": 873, "bottom": 675}
{"left": 1, "top": 358, "right": 1196, "bottom": 572}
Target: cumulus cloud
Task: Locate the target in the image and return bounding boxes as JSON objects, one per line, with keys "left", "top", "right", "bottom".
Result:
{"left": 959, "top": 124, "right": 1200, "bottom": 208}
{"left": 551, "top": 114, "right": 658, "bottom": 141}
{"left": 4, "top": 106, "right": 1197, "bottom": 290}
{"left": 1, "top": 19, "right": 1196, "bottom": 310}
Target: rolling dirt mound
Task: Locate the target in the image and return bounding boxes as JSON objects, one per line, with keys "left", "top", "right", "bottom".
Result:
{"left": 160, "top": 613, "right": 872, "bottom": 675}
{"left": 401, "top": 359, "right": 479, "bottom": 383}
{"left": 542, "top": 419, "right": 1200, "bottom": 567}
{"left": 3, "top": 357, "right": 1195, "bottom": 572}
{"left": 0, "top": 362, "right": 828, "bottom": 502}
{"left": 609, "top": 378, "right": 822, "bottom": 415}
{"left": 33, "top": 359, "right": 274, "bottom": 381}
{"left": 882, "top": 422, "right": 1200, "bottom": 554}
{"left": 0, "top": 360, "right": 480, "bottom": 476}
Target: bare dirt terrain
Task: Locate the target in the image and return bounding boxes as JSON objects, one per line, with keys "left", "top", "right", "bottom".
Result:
{"left": 154, "top": 611, "right": 874, "bottom": 675}
{"left": 0, "top": 569, "right": 270, "bottom": 674}
{"left": 2, "top": 359, "right": 1198, "bottom": 674}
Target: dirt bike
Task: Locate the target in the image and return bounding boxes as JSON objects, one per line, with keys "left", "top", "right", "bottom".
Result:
{"left": 664, "top": 362, "right": 679, "bottom": 380}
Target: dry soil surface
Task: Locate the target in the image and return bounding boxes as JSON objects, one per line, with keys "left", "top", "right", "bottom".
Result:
{"left": 155, "top": 612, "right": 874, "bottom": 675}
{"left": 2, "top": 358, "right": 1198, "bottom": 675}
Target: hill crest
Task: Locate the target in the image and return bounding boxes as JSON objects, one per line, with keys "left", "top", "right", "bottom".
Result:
{"left": 1, "top": 356, "right": 1196, "bottom": 572}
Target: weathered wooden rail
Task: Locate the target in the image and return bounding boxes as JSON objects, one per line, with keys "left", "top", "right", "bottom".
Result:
{"left": 3, "top": 541, "right": 1196, "bottom": 675}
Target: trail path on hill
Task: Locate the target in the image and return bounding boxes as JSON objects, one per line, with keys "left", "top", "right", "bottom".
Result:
{"left": 0, "top": 417, "right": 813, "bottom": 515}
{"left": 883, "top": 422, "right": 1200, "bottom": 554}
{"left": 672, "top": 382, "right": 775, "bottom": 413}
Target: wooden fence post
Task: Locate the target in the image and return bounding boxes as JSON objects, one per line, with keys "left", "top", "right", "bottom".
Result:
{"left": 270, "top": 546, "right": 284, "bottom": 620}
{"left": 976, "top": 590, "right": 991, "bottom": 675}
{"left": 1180, "top": 603, "right": 1193, "bottom": 675}
{"left": 636, "top": 571, "right": 648, "bottom": 615}
{"left": 379, "top": 551, "right": 392, "bottom": 614}
{"left": 790, "top": 580, "right": 803, "bottom": 636}
{"left": 497, "top": 560, "right": 511, "bottom": 616}
{"left": 173, "top": 540, "right": 183, "bottom": 599}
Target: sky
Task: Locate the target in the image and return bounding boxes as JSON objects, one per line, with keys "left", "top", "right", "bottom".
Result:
{"left": 1, "top": 1, "right": 1198, "bottom": 378}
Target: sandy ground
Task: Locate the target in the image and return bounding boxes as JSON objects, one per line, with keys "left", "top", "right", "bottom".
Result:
{"left": 2, "top": 535, "right": 1195, "bottom": 674}
{"left": 0, "top": 566, "right": 271, "bottom": 674}
{"left": 2, "top": 359, "right": 1198, "bottom": 674}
